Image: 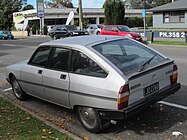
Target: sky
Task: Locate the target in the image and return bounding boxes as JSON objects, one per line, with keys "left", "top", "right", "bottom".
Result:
{"left": 27, "top": 0, "right": 105, "bottom": 8}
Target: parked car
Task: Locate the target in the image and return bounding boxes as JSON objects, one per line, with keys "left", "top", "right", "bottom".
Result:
{"left": 86, "top": 24, "right": 104, "bottom": 35}
{"left": 6, "top": 35, "right": 180, "bottom": 133}
{"left": 100, "top": 25, "right": 142, "bottom": 42}
{"left": 48, "top": 25, "right": 88, "bottom": 39}
{"left": 0, "top": 30, "right": 14, "bottom": 40}
{"left": 47, "top": 25, "right": 56, "bottom": 32}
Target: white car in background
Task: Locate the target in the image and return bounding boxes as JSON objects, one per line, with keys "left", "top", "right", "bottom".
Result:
{"left": 86, "top": 24, "right": 103, "bottom": 35}
{"left": 47, "top": 25, "right": 56, "bottom": 32}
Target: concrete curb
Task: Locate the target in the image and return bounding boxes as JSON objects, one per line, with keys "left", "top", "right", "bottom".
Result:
{"left": 0, "top": 88, "right": 82, "bottom": 140}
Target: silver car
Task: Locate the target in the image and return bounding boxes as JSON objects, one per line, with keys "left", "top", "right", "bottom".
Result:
{"left": 86, "top": 24, "right": 103, "bottom": 35}
{"left": 6, "top": 35, "right": 180, "bottom": 133}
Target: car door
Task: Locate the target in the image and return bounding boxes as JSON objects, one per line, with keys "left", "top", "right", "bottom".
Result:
{"left": 69, "top": 50, "right": 110, "bottom": 108}
{"left": 101, "top": 26, "right": 112, "bottom": 35}
{"left": 110, "top": 26, "right": 119, "bottom": 36}
{"left": 42, "top": 47, "right": 70, "bottom": 107}
{"left": 21, "top": 46, "right": 51, "bottom": 99}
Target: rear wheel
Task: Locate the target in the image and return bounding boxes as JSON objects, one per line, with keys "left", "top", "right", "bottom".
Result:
{"left": 53, "top": 35, "right": 57, "bottom": 40}
{"left": 77, "top": 106, "right": 102, "bottom": 133}
{"left": 11, "top": 76, "right": 28, "bottom": 101}
{"left": 96, "top": 31, "right": 100, "bottom": 35}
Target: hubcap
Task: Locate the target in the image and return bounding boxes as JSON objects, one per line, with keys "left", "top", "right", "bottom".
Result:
{"left": 79, "top": 107, "right": 97, "bottom": 129}
{"left": 13, "top": 80, "right": 21, "bottom": 98}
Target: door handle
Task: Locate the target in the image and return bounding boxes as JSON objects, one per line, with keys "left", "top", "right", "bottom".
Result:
{"left": 60, "top": 74, "right": 66, "bottom": 79}
{"left": 38, "top": 70, "right": 42, "bottom": 74}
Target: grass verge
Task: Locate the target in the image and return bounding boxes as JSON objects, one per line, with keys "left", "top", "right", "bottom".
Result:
{"left": 152, "top": 41, "right": 187, "bottom": 46}
{"left": 0, "top": 97, "right": 73, "bottom": 140}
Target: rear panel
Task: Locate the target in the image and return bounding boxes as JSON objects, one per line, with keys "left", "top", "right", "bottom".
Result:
{"left": 128, "top": 62, "right": 173, "bottom": 105}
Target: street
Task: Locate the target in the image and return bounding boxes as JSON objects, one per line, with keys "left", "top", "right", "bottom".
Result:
{"left": 0, "top": 37, "right": 186, "bottom": 140}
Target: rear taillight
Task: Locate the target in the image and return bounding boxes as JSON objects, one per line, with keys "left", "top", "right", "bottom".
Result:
{"left": 118, "top": 84, "right": 129, "bottom": 110}
{"left": 170, "top": 64, "right": 178, "bottom": 85}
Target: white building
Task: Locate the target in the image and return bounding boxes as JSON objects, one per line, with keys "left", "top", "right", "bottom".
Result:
{"left": 13, "top": 8, "right": 143, "bottom": 30}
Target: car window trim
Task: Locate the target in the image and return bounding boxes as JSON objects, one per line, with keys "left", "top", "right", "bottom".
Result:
{"left": 69, "top": 49, "right": 108, "bottom": 78}
{"left": 28, "top": 46, "right": 52, "bottom": 68}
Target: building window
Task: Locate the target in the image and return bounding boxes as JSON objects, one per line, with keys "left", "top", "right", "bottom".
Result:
{"left": 164, "top": 12, "right": 169, "bottom": 23}
{"left": 180, "top": 11, "right": 185, "bottom": 22}
{"left": 164, "top": 11, "right": 185, "bottom": 23}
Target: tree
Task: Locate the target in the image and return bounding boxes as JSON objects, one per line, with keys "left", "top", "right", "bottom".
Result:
{"left": 104, "top": 0, "right": 125, "bottom": 25}
{"left": 129, "top": 0, "right": 175, "bottom": 9}
{"left": 46, "top": 0, "right": 73, "bottom": 8}
{"left": 0, "top": 0, "right": 22, "bottom": 30}
{"left": 154, "top": 0, "right": 173, "bottom": 7}
{"left": 22, "top": 4, "right": 34, "bottom": 11}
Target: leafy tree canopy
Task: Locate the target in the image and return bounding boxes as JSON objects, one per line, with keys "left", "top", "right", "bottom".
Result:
{"left": 46, "top": 0, "right": 73, "bottom": 8}
{"left": 0, "top": 0, "right": 22, "bottom": 30}
{"left": 22, "top": 4, "right": 34, "bottom": 11}
{"left": 104, "top": 0, "right": 125, "bottom": 24}
{"left": 128, "top": 0, "right": 178, "bottom": 9}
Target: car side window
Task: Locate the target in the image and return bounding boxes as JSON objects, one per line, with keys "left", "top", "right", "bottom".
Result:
{"left": 29, "top": 46, "right": 50, "bottom": 67}
{"left": 104, "top": 26, "right": 112, "bottom": 31}
{"left": 111, "top": 26, "right": 118, "bottom": 31}
{"left": 71, "top": 50, "right": 107, "bottom": 78}
{"left": 47, "top": 47, "right": 70, "bottom": 71}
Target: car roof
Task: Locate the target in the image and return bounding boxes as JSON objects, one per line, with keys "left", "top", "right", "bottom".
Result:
{"left": 105, "top": 25, "right": 127, "bottom": 27}
{"left": 41, "top": 35, "right": 125, "bottom": 47}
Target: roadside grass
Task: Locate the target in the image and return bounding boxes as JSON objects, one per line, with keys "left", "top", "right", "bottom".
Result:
{"left": 152, "top": 41, "right": 187, "bottom": 46}
{"left": 0, "top": 97, "right": 73, "bottom": 140}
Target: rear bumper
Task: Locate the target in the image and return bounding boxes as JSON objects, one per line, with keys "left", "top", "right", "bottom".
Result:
{"left": 98, "top": 83, "right": 181, "bottom": 120}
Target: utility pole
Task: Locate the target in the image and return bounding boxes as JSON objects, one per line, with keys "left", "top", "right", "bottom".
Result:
{"left": 78, "top": 0, "right": 83, "bottom": 31}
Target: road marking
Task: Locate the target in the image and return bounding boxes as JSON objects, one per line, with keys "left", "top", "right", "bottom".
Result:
{"left": 2, "top": 44, "right": 35, "bottom": 47}
{"left": 3, "top": 88, "right": 12, "bottom": 92}
{"left": 158, "top": 101, "right": 187, "bottom": 110}
{"left": 2, "top": 44, "right": 15, "bottom": 46}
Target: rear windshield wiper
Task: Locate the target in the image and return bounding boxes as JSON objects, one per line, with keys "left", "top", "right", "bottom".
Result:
{"left": 138, "top": 54, "right": 156, "bottom": 72}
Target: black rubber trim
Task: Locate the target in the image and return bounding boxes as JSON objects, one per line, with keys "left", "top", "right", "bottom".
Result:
{"left": 18, "top": 79, "right": 117, "bottom": 102}
{"left": 70, "top": 90, "right": 118, "bottom": 102}
{"left": 18, "top": 79, "right": 68, "bottom": 92}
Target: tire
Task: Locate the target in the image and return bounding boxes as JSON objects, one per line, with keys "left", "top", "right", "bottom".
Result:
{"left": 53, "top": 35, "right": 57, "bottom": 40}
{"left": 11, "top": 76, "right": 28, "bottom": 101}
{"left": 96, "top": 31, "right": 100, "bottom": 35}
{"left": 77, "top": 106, "right": 102, "bottom": 133}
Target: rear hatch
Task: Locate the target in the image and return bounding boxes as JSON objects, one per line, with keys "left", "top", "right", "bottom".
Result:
{"left": 127, "top": 61, "right": 176, "bottom": 105}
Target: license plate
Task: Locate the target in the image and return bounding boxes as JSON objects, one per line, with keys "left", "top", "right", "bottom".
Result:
{"left": 144, "top": 82, "right": 159, "bottom": 96}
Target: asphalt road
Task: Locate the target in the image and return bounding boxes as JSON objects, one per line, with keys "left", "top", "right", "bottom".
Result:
{"left": 0, "top": 37, "right": 186, "bottom": 140}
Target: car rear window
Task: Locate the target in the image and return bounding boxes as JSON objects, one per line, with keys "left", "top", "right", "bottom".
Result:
{"left": 93, "top": 39, "right": 166, "bottom": 75}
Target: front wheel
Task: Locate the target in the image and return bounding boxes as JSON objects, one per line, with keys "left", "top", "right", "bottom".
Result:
{"left": 77, "top": 106, "right": 102, "bottom": 133}
{"left": 11, "top": 76, "right": 28, "bottom": 101}
{"left": 3, "top": 37, "right": 7, "bottom": 40}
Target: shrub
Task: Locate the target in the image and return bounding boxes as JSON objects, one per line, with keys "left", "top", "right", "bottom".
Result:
{"left": 124, "top": 17, "right": 143, "bottom": 28}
